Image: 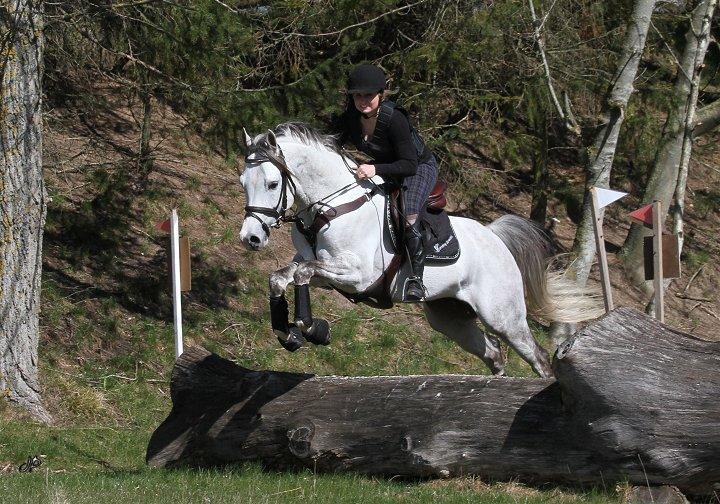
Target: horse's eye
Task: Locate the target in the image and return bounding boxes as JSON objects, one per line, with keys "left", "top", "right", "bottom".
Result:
{"left": 268, "top": 181, "right": 279, "bottom": 190}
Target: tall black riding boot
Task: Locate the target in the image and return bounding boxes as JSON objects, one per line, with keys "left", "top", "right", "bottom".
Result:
{"left": 403, "top": 221, "right": 426, "bottom": 302}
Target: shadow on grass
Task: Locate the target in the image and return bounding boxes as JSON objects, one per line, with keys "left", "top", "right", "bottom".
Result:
{"left": 43, "top": 163, "right": 252, "bottom": 325}
{"left": 50, "top": 434, "right": 119, "bottom": 471}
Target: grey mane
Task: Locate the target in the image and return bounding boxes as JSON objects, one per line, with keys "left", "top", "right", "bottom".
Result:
{"left": 249, "top": 122, "right": 342, "bottom": 161}
{"left": 274, "top": 122, "right": 341, "bottom": 153}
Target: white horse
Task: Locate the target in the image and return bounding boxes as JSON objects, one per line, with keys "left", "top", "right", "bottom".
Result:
{"left": 239, "top": 123, "right": 602, "bottom": 378}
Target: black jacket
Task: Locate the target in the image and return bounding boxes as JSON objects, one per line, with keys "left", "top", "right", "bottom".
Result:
{"left": 334, "top": 106, "right": 432, "bottom": 178}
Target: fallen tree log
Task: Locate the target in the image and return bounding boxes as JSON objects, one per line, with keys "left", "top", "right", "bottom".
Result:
{"left": 146, "top": 307, "right": 720, "bottom": 495}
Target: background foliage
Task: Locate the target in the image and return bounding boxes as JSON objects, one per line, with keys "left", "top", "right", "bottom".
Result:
{"left": 45, "top": 0, "right": 719, "bottom": 195}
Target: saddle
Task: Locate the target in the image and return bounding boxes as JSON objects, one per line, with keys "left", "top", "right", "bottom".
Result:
{"left": 387, "top": 181, "right": 460, "bottom": 263}
{"left": 333, "top": 180, "right": 460, "bottom": 309}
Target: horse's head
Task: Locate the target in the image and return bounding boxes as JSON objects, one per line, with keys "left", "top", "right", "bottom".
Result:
{"left": 239, "top": 128, "right": 297, "bottom": 251}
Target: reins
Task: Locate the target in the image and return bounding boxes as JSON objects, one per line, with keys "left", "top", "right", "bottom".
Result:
{"left": 243, "top": 141, "right": 379, "bottom": 241}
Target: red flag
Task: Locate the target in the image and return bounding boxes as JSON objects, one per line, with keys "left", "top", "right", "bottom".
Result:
{"left": 156, "top": 219, "right": 171, "bottom": 233}
{"left": 629, "top": 204, "right": 654, "bottom": 228}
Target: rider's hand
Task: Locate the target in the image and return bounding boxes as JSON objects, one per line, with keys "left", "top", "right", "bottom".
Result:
{"left": 356, "top": 164, "right": 376, "bottom": 180}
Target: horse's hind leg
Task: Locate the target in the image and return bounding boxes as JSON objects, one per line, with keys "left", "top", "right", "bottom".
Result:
{"left": 500, "top": 320, "right": 553, "bottom": 378}
{"left": 423, "top": 299, "right": 505, "bottom": 376}
{"left": 465, "top": 292, "right": 553, "bottom": 378}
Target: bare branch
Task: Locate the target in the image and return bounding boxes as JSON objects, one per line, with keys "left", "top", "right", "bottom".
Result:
{"left": 209, "top": 0, "right": 239, "bottom": 14}
{"left": 650, "top": 19, "right": 692, "bottom": 83}
{"left": 275, "top": 0, "right": 430, "bottom": 39}
{"left": 672, "top": 0, "right": 718, "bottom": 254}
{"left": 527, "top": 0, "right": 580, "bottom": 134}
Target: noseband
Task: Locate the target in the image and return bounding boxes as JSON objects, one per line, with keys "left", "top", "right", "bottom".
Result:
{"left": 243, "top": 142, "right": 298, "bottom": 237}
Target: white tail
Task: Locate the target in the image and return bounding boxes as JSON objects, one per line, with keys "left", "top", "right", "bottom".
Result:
{"left": 488, "top": 215, "right": 604, "bottom": 323}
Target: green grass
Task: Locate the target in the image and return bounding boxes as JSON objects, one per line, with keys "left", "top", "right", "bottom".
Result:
{"left": 0, "top": 462, "right": 620, "bottom": 504}
{"left": 0, "top": 419, "right": 619, "bottom": 504}
{"left": 684, "top": 248, "right": 710, "bottom": 274}
{"left": 186, "top": 175, "right": 202, "bottom": 191}
{"left": 3, "top": 369, "right": 619, "bottom": 504}
{"left": 693, "top": 189, "right": 720, "bottom": 218}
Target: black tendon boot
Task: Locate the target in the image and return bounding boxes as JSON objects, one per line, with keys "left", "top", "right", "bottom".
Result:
{"left": 270, "top": 295, "right": 304, "bottom": 352}
{"left": 294, "top": 284, "right": 331, "bottom": 345}
{"left": 403, "top": 221, "right": 426, "bottom": 302}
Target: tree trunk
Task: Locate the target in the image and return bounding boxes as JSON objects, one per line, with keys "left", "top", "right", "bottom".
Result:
{"left": 670, "top": 0, "right": 717, "bottom": 256}
{"left": 147, "top": 308, "right": 720, "bottom": 496}
{"left": 692, "top": 98, "right": 720, "bottom": 138}
{"left": 621, "top": 0, "right": 718, "bottom": 291}
{"left": 528, "top": 84, "right": 550, "bottom": 225}
{"left": 0, "top": 0, "right": 51, "bottom": 423}
{"left": 530, "top": 145, "right": 549, "bottom": 225}
{"left": 570, "top": 0, "right": 657, "bottom": 285}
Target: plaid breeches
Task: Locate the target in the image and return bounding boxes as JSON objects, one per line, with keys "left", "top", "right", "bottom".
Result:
{"left": 402, "top": 155, "right": 439, "bottom": 217}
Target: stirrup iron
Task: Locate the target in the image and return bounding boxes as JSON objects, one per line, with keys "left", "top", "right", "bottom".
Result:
{"left": 402, "top": 276, "right": 426, "bottom": 302}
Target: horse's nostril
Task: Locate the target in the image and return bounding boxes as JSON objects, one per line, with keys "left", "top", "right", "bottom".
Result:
{"left": 249, "top": 235, "right": 261, "bottom": 244}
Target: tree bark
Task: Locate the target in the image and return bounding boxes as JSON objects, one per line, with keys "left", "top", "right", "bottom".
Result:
{"left": 621, "top": 0, "right": 718, "bottom": 291}
{"left": 570, "top": 0, "right": 657, "bottom": 285}
{"left": 0, "top": 0, "right": 51, "bottom": 423}
{"left": 530, "top": 143, "right": 549, "bottom": 225}
{"left": 670, "top": 0, "right": 717, "bottom": 255}
{"left": 528, "top": 85, "right": 550, "bottom": 225}
{"left": 147, "top": 308, "right": 720, "bottom": 496}
{"left": 692, "top": 98, "right": 720, "bottom": 138}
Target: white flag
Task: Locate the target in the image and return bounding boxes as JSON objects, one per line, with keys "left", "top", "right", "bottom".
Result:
{"left": 593, "top": 187, "right": 627, "bottom": 209}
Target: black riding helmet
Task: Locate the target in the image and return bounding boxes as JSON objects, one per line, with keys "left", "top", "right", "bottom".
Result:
{"left": 346, "top": 64, "right": 386, "bottom": 94}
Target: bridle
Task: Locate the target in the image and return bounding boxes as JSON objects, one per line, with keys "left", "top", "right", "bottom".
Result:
{"left": 242, "top": 142, "right": 299, "bottom": 237}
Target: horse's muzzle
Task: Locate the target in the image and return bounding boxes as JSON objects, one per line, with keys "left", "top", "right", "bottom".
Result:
{"left": 240, "top": 221, "right": 269, "bottom": 251}
{"left": 241, "top": 232, "right": 266, "bottom": 251}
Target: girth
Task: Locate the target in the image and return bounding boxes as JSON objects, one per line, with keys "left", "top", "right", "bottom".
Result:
{"left": 294, "top": 183, "right": 407, "bottom": 308}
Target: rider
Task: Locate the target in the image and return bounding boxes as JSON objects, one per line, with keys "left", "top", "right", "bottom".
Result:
{"left": 333, "top": 63, "right": 438, "bottom": 302}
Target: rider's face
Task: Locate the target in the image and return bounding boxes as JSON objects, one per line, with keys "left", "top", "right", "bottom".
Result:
{"left": 353, "top": 92, "right": 381, "bottom": 116}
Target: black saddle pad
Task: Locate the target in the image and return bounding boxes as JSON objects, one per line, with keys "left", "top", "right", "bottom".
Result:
{"left": 422, "top": 210, "right": 460, "bottom": 263}
{"left": 384, "top": 196, "right": 460, "bottom": 264}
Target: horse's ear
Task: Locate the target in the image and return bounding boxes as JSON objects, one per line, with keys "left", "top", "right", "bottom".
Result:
{"left": 266, "top": 129, "right": 280, "bottom": 154}
{"left": 242, "top": 127, "right": 252, "bottom": 149}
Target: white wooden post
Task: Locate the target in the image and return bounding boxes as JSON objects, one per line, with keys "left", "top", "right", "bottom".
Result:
{"left": 590, "top": 188, "right": 613, "bottom": 313}
{"left": 652, "top": 200, "right": 664, "bottom": 323}
{"left": 170, "top": 209, "right": 184, "bottom": 357}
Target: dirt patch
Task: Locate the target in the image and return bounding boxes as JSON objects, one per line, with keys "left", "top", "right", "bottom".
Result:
{"left": 0, "top": 462, "right": 16, "bottom": 474}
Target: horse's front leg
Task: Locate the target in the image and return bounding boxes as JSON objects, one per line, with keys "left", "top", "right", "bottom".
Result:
{"left": 292, "top": 254, "right": 363, "bottom": 347}
{"left": 269, "top": 260, "right": 305, "bottom": 352}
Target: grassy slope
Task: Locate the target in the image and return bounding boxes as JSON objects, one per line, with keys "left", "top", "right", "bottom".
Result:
{"left": 2, "top": 90, "right": 718, "bottom": 503}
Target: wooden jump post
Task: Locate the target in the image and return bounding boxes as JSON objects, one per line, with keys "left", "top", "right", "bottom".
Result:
{"left": 170, "top": 209, "right": 184, "bottom": 357}
{"left": 158, "top": 209, "right": 192, "bottom": 358}
{"left": 589, "top": 187, "right": 626, "bottom": 313}
{"left": 652, "top": 200, "right": 664, "bottom": 323}
{"left": 630, "top": 201, "right": 681, "bottom": 322}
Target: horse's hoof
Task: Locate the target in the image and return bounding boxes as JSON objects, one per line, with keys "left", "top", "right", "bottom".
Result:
{"left": 304, "top": 318, "right": 331, "bottom": 346}
{"left": 278, "top": 326, "right": 305, "bottom": 352}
